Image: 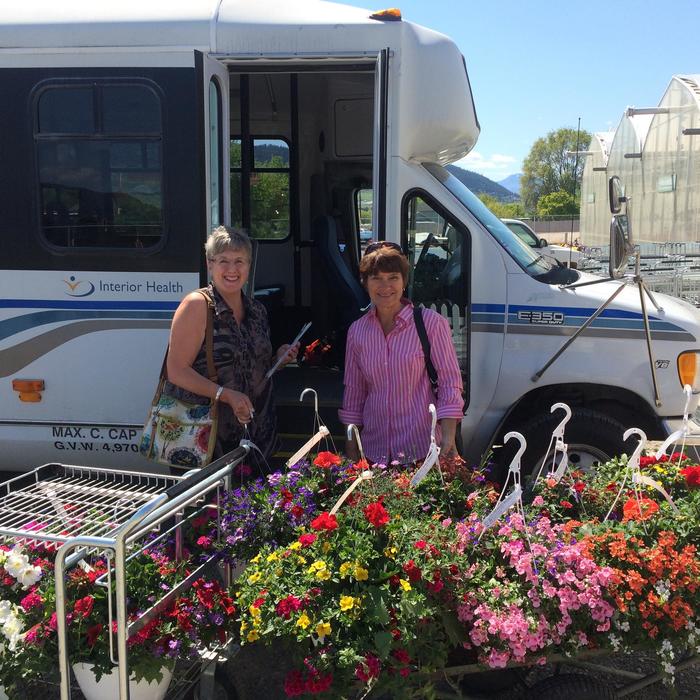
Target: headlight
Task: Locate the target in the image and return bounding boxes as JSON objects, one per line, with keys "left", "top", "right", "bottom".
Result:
{"left": 677, "top": 351, "right": 700, "bottom": 392}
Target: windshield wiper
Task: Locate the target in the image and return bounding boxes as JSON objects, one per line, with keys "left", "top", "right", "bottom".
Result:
{"left": 525, "top": 254, "right": 547, "bottom": 269}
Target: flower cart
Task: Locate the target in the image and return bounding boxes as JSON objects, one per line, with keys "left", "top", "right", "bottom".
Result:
{"left": 0, "top": 446, "right": 249, "bottom": 700}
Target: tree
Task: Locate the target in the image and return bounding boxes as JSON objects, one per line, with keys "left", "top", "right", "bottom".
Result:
{"left": 477, "top": 193, "right": 526, "bottom": 219}
{"left": 536, "top": 190, "right": 578, "bottom": 217}
{"left": 521, "top": 128, "right": 591, "bottom": 211}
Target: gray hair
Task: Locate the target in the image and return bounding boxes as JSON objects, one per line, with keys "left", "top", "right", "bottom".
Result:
{"left": 205, "top": 226, "right": 253, "bottom": 261}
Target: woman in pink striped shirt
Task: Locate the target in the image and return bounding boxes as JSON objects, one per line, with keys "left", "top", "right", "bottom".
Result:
{"left": 339, "top": 242, "right": 464, "bottom": 463}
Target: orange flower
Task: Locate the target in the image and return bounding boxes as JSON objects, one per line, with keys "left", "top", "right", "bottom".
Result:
{"left": 622, "top": 497, "right": 659, "bottom": 522}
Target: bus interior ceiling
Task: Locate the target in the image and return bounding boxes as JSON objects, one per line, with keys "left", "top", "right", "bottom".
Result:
{"left": 228, "top": 67, "right": 375, "bottom": 433}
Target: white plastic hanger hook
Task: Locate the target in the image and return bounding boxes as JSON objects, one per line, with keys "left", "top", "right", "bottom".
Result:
{"left": 683, "top": 384, "right": 693, "bottom": 425}
{"left": 346, "top": 423, "right": 365, "bottom": 463}
{"left": 428, "top": 403, "right": 438, "bottom": 444}
{"left": 503, "top": 431, "right": 526, "bottom": 476}
{"left": 550, "top": 403, "right": 572, "bottom": 440}
{"left": 623, "top": 427, "right": 647, "bottom": 471}
{"left": 300, "top": 387, "right": 319, "bottom": 416}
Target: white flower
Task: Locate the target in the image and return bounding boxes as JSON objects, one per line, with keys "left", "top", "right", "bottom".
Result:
{"left": 4, "top": 548, "right": 29, "bottom": 579}
{"left": 2, "top": 613, "right": 24, "bottom": 650}
{"left": 608, "top": 633, "right": 621, "bottom": 651}
{"left": 0, "top": 601, "right": 13, "bottom": 623}
{"left": 17, "top": 565, "right": 42, "bottom": 589}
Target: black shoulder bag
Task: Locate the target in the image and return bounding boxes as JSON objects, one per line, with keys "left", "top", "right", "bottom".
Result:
{"left": 413, "top": 305, "right": 438, "bottom": 398}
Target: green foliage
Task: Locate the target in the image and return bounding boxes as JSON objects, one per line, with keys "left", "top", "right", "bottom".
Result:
{"left": 521, "top": 127, "right": 591, "bottom": 211}
{"left": 536, "top": 190, "right": 579, "bottom": 217}
{"left": 476, "top": 193, "right": 527, "bottom": 219}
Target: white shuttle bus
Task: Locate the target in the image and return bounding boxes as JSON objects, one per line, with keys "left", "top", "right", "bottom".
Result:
{"left": 2, "top": 0, "right": 700, "bottom": 475}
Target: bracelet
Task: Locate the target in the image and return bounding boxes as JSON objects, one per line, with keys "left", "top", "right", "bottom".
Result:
{"left": 214, "top": 385, "right": 224, "bottom": 402}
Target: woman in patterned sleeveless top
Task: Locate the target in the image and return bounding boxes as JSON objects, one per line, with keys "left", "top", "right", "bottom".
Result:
{"left": 164, "top": 226, "right": 298, "bottom": 463}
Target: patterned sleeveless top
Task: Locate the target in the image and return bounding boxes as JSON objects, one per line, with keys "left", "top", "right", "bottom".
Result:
{"left": 164, "top": 284, "right": 276, "bottom": 458}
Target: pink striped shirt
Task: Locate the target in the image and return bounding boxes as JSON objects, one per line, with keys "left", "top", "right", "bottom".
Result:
{"left": 339, "top": 301, "right": 464, "bottom": 463}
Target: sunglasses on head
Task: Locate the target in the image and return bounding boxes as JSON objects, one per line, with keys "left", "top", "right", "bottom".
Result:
{"left": 364, "top": 240, "right": 403, "bottom": 255}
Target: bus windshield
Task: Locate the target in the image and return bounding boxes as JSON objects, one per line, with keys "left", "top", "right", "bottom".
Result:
{"left": 423, "top": 163, "right": 553, "bottom": 278}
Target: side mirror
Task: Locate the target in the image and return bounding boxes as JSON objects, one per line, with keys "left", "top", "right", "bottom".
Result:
{"left": 609, "top": 214, "right": 634, "bottom": 278}
{"left": 538, "top": 238, "right": 548, "bottom": 248}
{"left": 609, "top": 175, "right": 626, "bottom": 214}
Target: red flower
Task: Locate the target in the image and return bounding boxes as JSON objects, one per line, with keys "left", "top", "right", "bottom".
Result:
{"left": 291, "top": 505, "right": 304, "bottom": 519}
{"left": 298, "top": 533, "right": 317, "bottom": 547}
{"left": 275, "top": 595, "right": 303, "bottom": 620}
{"left": 280, "top": 488, "right": 293, "bottom": 504}
{"left": 20, "top": 592, "right": 43, "bottom": 612}
{"left": 414, "top": 540, "right": 427, "bottom": 550}
{"left": 74, "top": 595, "right": 94, "bottom": 619}
{"left": 196, "top": 535, "right": 212, "bottom": 548}
{"left": 560, "top": 500, "right": 574, "bottom": 509}
{"left": 355, "top": 653, "right": 381, "bottom": 682}
{"left": 622, "top": 497, "right": 660, "bottom": 522}
{"left": 305, "top": 671, "right": 333, "bottom": 694}
{"left": 310, "top": 512, "right": 338, "bottom": 531}
{"left": 680, "top": 465, "right": 700, "bottom": 489}
{"left": 86, "top": 623, "right": 103, "bottom": 647}
{"left": 402, "top": 560, "right": 422, "bottom": 583}
{"left": 639, "top": 455, "right": 657, "bottom": 468}
{"left": 364, "top": 500, "right": 390, "bottom": 528}
{"left": 392, "top": 648, "right": 411, "bottom": 665}
{"left": 284, "top": 670, "right": 306, "bottom": 697}
{"left": 313, "top": 451, "right": 342, "bottom": 469}
{"left": 572, "top": 482, "right": 585, "bottom": 493}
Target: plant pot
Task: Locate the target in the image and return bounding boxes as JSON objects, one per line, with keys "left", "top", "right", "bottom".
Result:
{"left": 72, "top": 662, "right": 173, "bottom": 700}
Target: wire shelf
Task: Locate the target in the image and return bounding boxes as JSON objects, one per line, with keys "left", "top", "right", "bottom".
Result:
{"left": 0, "top": 463, "right": 181, "bottom": 546}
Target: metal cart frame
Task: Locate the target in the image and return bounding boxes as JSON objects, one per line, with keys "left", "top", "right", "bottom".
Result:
{"left": 0, "top": 446, "right": 248, "bottom": 700}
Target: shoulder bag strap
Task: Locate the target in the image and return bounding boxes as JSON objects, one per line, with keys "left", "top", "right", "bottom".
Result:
{"left": 413, "top": 304, "right": 438, "bottom": 398}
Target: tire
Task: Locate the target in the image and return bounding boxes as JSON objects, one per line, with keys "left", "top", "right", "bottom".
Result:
{"left": 494, "top": 408, "right": 628, "bottom": 483}
{"left": 523, "top": 673, "right": 616, "bottom": 700}
{"left": 459, "top": 667, "right": 527, "bottom": 694}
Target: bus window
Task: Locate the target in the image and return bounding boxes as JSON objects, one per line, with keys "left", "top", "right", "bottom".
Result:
{"left": 35, "top": 82, "right": 163, "bottom": 249}
{"left": 209, "top": 79, "right": 223, "bottom": 227}
{"left": 354, "top": 187, "right": 373, "bottom": 252}
{"left": 404, "top": 192, "right": 469, "bottom": 312}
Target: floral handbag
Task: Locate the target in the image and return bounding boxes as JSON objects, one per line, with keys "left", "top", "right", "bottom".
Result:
{"left": 139, "top": 290, "right": 218, "bottom": 469}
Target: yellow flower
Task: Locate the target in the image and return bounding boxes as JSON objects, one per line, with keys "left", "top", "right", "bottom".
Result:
{"left": 296, "top": 612, "right": 311, "bottom": 629}
{"left": 249, "top": 605, "right": 261, "bottom": 618}
{"left": 250, "top": 554, "right": 261, "bottom": 563}
{"left": 308, "top": 560, "right": 326, "bottom": 573}
{"left": 399, "top": 578, "right": 412, "bottom": 592}
{"left": 322, "top": 541, "right": 331, "bottom": 553}
{"left": 247, "top": 571, "right": 261, "bottom": 584}
{"left": 266, "top": 551, "right": 279, "bottom": 562}
{"left": 296, "top": 555, "right": 307, "bottom": 565}
{"left": 316, "top": 621, "right": 332, "bottom": 640}
{"left": 316, "top": 568, "right": 331, "bottom": 581}
{"left": 339, "top": 595, "right": 356, "bottom": 611}
{"left": 246, "top": 629, "right": 260, "bottom": 642}
{"left": 290, "top": 541, "right": 302, "bottom": 551}
{"left": 240, "top": 620, "right": 248, "bottom": 633}
{"left": 354, "top": 564, "right": 369, "bottom": 581}
{"left": 339, "top": 562, "right": 353, "bottom": 577}
{"left": 383, "top": 546, "right": 397, "bottom": 559}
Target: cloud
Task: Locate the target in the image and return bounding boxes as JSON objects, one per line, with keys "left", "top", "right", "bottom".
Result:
{"left": 453, "top": 151, "right": 518, "bottom": 176}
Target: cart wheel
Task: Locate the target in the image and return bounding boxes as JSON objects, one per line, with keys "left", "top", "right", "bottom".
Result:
{"left": 459, "top": 668, "right": 527, "bottom": 694}
{"left": 524, "top": 673, "right": 616, "bottom": 699}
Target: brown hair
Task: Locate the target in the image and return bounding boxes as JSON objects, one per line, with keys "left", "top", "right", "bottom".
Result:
{"left": 359, "top": 243, "right": 409, "bottom": 287}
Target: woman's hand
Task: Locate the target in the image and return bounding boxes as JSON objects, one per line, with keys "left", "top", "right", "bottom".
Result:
{"left": 276, "top": 342, "right": 300, "bottom": 366}
{"left": 439, "top": 418, "right": 459, "bottom": 459}
{"left": 220, "top": 388, "right": 254, "bottom": 425}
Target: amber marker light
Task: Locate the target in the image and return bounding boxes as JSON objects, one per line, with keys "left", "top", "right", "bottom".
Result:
{"left": 11, "top": 379, "right": 45, "bottom": 402}
{"left": 677, "top": 352, "right": 700, "bottom": 392}
{"left": 369, "top": 8, "right": 402, "bottom": 20}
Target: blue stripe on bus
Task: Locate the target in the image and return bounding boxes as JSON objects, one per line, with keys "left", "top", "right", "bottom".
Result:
{"left": 0, "top": 299, "right": 179, "bottom": 311}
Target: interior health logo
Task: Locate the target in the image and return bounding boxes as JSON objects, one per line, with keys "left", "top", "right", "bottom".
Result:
{"left": 63, "top": 275, "right": 95, "bottom": 297}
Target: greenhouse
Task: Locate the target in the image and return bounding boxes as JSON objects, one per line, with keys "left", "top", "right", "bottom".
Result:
{"left": 637, "top": 74, "right": 700, "bottom": 243}
{"left": 579, "top": 131, "right": 614, "bottom": 246}
{"left": 580, "top": 74, "right": 700, "bottom": 246}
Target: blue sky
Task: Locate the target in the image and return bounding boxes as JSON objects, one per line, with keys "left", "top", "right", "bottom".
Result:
{"left": 344, "top": 0, "right": 700, "bottom": 181}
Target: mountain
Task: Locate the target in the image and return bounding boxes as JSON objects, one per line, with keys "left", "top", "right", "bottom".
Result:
{"left": 498, "top": 173, "right": 523, "bottom": 196}
{"left": 446, "top": 165, "right": 519, "bottom": 202}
